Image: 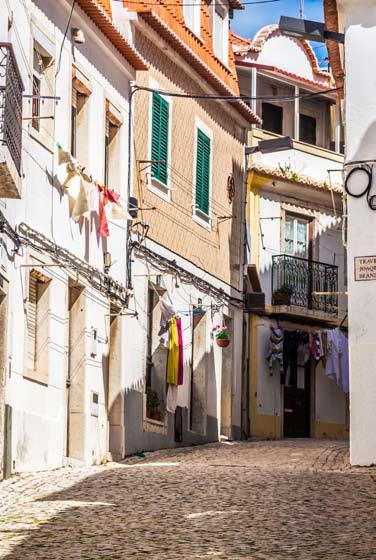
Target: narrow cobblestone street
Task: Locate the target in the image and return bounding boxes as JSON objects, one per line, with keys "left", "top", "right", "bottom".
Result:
{"left": 1, "top": 440, "right": 375, "bottom": 559}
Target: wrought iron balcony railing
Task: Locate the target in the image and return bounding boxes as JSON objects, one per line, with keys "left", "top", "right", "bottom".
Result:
{"left": 272, "top": 254, "right": 338, "bottom": 315}
{"left": 0, "top": 43, "right": 23, "bottom": 174}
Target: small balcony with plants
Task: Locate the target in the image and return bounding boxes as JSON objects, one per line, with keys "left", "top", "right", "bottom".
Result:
{"left": 271, "top": 254, "right": 339, "bottom": 321}
{"left": 0, "top": 43, "right": 23, "bottom": 198}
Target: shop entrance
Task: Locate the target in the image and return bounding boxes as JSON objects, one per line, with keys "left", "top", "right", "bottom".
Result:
{"left": 283, "top": 361, "right": 311, "bottom": 438}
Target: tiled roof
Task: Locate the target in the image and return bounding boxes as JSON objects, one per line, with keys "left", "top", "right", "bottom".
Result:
{"left": 76, "top": 0, "right": 148, "bottom": 70}
{"left": 138, "top": 10, "right": 261, "bottom": 125}
{"left": 236, "top": 61, "right": 334, "bottom": 91}
{"left": 251, "top": 162, "right": 343, "bottom": 194}
{"left": 324, "top": 0, "right": 344, "bottom": 98}
{"left": 232, "top": 25, "right": 332, "bottom": 83}
{"left": 119, "top": 1, "right": 259, "bottom": 124}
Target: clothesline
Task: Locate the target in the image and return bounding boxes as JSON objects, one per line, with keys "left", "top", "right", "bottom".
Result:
{"left": 56, "top": 144, "right": 130, "bottom": 238}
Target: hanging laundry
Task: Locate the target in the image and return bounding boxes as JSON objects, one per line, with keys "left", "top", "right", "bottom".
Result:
{"left": 267, "top": 327, "right": 284, "bottom": 376}
{"left": 325, "top": 329, "right": 349, "bottom": 393}
{"left": 167, "top": 317, "right": 179, "bottom": 386}
{"left": 176, "top": 317, "right": 184, "bottom": 386}
{"left": 310, "top": 332, "right": 324, "bottom": 362}
{"left": 166, "top": 384, "right": 178, "bottom": 413}
{"left": 70, "top": 176, "right": 95, "bottom": 222}
{"left": 96, "top": 184, "right": 122, "bottom": 238}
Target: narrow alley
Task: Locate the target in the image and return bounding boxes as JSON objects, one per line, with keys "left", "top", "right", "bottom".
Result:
{"left": 1, "top": 440, "right": 375, "bottom": 560}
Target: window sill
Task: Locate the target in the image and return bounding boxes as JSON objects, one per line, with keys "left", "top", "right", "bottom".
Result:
{"left": 28, "top": 125, "right": 54, "bottom": 154}
{"left": 24, "top": 369, "right": 48, "bottom": 386}
{"left": 193, "top": 210, "right": 211, "bottom": 231}
{"left": 148, "top": 177, "right": 171, "bottom": 202}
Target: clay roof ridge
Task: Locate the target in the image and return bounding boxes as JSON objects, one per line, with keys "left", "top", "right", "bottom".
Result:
{"left": 251, "top": 161, "right": 343, "bottom": 194}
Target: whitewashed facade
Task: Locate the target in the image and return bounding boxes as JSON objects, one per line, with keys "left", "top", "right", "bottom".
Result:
{"left": 0, "top": 0, "right": 143, "bottom": 475}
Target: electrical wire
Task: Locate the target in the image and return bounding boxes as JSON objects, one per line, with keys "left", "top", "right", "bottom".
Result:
{"left": 112, "top": 0, "right": 280, "bottom": 5}
{"left": 136, "top": 85, "right": 341, "bottom": 103}
{"left": 55, "top": 0, "right": 76, "bottom": 78}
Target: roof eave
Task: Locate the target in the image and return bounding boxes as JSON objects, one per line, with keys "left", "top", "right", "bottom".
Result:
{"left": 76, "top": 0, "right": 148, "bottom": 71}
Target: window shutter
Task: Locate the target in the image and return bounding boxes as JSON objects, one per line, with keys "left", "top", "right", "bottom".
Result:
{"left": 27, "top": 276, "right": 37, "bottom": 370}
{"left": 195, "top": 129, "right": 211, "bottom": 215}
{"left": 34, "top": 280, "right": 49, "bottom": 378}
{"left": 151, "top": 93, "right": 169, "bottom": 185}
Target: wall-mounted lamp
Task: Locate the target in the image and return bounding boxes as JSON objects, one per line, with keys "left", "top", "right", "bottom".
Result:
{"left": 279, "top": 16, "right": 344, "bottom": 44}
{"left": 245, "top": 136, "right": 294, "bottom": 156}
{"left": 72, "top": 28, "right": 85, "bottom": 44}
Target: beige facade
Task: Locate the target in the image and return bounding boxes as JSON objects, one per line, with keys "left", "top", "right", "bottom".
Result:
{"left": 133, "top": 30, "right": 247, "bottom": 291}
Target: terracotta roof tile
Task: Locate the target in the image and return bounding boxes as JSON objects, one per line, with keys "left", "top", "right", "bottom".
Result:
{"left": 233, "top": 25, "right": 331, "bottom": 83}
{"left": 139, "top": 10, "right": 261, "bottom": 125}
{"left": 76, "top": 0, "right": 147, "bottom": 70}
{"left": 324, "top": 0, "right": 344, "bottom": 98}
{"left": 251, "top": 162, "right": 343, "bottom": 194}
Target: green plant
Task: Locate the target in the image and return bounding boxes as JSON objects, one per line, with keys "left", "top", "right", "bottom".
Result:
{"left": 275, "top": 284, "right": 293, "bottom": 295}
{"left": 146, "top": 387, "right": 160, "bottom": 411}
{"left": 212, "top": 326, "right": 230, "bottom": 340}
{"left": 290, "top": 171, "right": 299, "bottom": 182}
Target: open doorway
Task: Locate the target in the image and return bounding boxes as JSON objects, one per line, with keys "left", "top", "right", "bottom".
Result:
{"left": 283, "top": 360, "right": 311, "bottom": 438}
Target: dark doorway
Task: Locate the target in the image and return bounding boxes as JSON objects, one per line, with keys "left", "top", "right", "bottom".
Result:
{"left": 262, "top": 103, "right": 283, "bottom": 135}
{"left": 283, "top": 361, "right": 311, "bottom": 438}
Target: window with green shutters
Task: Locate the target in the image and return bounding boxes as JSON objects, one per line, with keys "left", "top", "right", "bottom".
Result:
{"left": 195, "top": 129, "right": 211, "bottom": 216}
{"left": 151, "top": 92, "right": 169, "bottom": 185}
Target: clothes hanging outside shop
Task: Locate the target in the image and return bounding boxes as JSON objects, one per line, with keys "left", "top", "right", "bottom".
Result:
{"left": 325, "top": 329, "right": 349, "bottom": 394}
{"left": 267, "top": 327, "right": 284, "bottom": 376}
{"left": 266, "top": 326, "right": 349, "bottom": 393}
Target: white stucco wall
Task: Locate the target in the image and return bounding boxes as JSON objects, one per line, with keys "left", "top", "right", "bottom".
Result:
{"left": 1, "top": 0, "right": 134, "bottom": 472}
{"left": 338, "top": 0, "right": 376, "bottom": 465}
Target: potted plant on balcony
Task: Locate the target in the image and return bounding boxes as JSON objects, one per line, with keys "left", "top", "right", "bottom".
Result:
{"left": 273, "top": 284, "right": 293, "bottom": 306}
{"left": 146, "top": 387, "right": 162, "bottom": 421}
{"left": 213, "top": 325, "right": 231, "bottom": 348}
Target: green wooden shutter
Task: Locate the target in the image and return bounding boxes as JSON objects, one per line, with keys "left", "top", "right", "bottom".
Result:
{"left": 151, "top": 93, "right": 169, "bottom": 185}
{"left": 195, "top": 129, "right": 211, "bottom": 215}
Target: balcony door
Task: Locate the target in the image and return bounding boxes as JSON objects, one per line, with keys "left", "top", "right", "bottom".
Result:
{"left": 284, "top": 215, "right": 310, "bottom": 258}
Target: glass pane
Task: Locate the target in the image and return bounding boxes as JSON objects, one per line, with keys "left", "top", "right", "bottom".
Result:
{"left": 297, "top": 220, "right": 308, "bottom": 257}
{"left": 285, "top": 217, "right": 294, "bottom": 255}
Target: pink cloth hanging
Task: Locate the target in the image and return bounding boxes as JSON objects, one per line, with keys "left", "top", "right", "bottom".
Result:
{"left": 176, "top": 317, "right": 184, "bottom": 386}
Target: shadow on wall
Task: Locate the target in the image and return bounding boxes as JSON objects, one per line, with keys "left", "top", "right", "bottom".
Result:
{"left": 122, "top": 347, "right": 218, "bottom": 457}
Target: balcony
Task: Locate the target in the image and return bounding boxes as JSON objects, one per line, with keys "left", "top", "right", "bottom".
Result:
{"left": 0, "top": 43, "right": 23, "bottom": 198}
{"left": 272, "top": 254, "right": 338, "bottom": 319}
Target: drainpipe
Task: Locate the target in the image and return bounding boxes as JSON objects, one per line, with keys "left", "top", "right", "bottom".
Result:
{"left": 241, "top": 130, "right": 251, "bottom": 439}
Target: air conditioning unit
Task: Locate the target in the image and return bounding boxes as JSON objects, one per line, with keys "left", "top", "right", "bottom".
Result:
{"left": 245, "top": 292, "right": 265, "bottom": 313}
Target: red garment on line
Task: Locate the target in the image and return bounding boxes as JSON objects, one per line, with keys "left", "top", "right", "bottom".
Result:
{"left": 96, "top": 184, "right": 120, "bottom": 238}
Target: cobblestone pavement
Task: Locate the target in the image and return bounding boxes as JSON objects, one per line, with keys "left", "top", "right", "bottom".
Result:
{"left": 1, "top": 439, "right": 376, "bottom": 559}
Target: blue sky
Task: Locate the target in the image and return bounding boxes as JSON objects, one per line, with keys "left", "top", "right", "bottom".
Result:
{"left": 232, "top": 0, "right": 328, "bottom": 66}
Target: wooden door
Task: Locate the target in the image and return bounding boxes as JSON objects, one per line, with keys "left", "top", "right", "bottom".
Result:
{"left": 283, "top": 361, "right": 311, "bottom": 438}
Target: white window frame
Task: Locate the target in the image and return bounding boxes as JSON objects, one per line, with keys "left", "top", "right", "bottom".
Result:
{"left": 212, "top": 0, "right": 229, "bottom": 65}
{"left": 284, "top": 214, "right": 310, "bottom": 258}
{"left": 183, "top": 0, "right": 201, "bottom": 38}
{"left": 192, "top": 116, "right": 213, "bottom": 231}
{"left": 147, "top": 78, "right": 173, "bottom": 202}
{"left": 29, "top": 24, "right": 55, "bottom": 153}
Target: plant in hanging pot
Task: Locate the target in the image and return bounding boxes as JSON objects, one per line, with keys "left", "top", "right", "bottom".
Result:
{"left": 212, "top": 325, "right": 231, "bottom": 348}
{"left": 146, "top": 387, "right": 162, "bottom": 421}
{"left": 273, "top": 284, "right": 294, "bottom": 306}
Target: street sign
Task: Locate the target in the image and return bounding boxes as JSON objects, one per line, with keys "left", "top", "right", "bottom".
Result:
{"left": 354, "top": 256, "right": 376, "bottom": 281}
